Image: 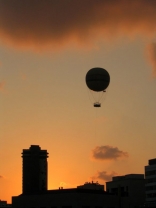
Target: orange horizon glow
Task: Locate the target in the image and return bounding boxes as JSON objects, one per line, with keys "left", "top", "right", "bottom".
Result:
{"left": 1, "top": 0, "right": 156, "bottom": 204}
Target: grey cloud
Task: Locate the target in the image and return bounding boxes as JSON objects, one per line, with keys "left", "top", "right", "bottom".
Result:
{"left": 91, "top": 171, "right": 117, "bottom": 182}
{"left": 92, "top": 145, "right": 129, "bottom": 161}
{"left": 0, "top": 0, "right": 156, "bottom": 49}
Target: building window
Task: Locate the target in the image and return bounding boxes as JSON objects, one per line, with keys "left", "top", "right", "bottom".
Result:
{"left": 111, "top": 188, "right": 118, "bottom": 195}
{"left": 145, "top": 170, "right": 156, "bottom": 176}
{"left": 146, "top": 193, "right": 156, "bottom": 198}
{"left": 146, "top": 177, "right": 156, "bottom": 183}
{"left": 146, "top": 186, "right": 154, "bottom": 191}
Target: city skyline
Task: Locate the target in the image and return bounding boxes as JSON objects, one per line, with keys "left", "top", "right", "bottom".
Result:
{"left": 12, "top": 146, "right": 146, "bottom": 208}
{"left": 1, "top": 0, "right": 156, "bottom": 203}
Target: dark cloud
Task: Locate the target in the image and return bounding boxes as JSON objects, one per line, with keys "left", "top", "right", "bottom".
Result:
{"left": 146, "top": 43, "right": 156, "bottom": 77}
{"left": 91, "top": 171, "right": 117, "bottom": 182}
{"left": 0, "top": 0, "right": 156, "bottom": 50}
{"left": 91, "top": 145, "right": 129, "bottom": 161}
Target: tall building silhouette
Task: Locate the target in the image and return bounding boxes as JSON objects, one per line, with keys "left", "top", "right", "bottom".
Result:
{"left": 145, "top": 158, "right": 156, "bottom": 205}
{"left": 22, "top": 145, "right": 48, "bottom": 194}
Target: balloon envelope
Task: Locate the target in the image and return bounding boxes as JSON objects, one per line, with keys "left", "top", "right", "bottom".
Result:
{"left": 85, "top": 67, "right": 110, "bottom": 92}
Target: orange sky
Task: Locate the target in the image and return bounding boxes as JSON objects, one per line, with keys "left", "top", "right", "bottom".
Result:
{"left": 1, "top": 0, "right": 156, "bottom": 203}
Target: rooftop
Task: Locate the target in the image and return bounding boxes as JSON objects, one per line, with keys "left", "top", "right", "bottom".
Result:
{"left": 17, "top": 188, "right": 114, "bottom": 197}
{"left": 112, "top": 174, "right": 144, "bottom": 181}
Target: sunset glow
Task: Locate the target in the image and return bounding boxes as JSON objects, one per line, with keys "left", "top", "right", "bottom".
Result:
{"left": 1, "top": 0, "right": 156, "bottom": 203}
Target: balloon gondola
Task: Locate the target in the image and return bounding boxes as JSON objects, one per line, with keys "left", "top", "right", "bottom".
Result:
{"left": 85, "top": 67, "right": 110, "bottom": 107}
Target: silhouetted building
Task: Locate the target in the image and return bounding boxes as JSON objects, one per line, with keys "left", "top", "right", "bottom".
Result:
{"left": 145, "top": 158, "right": 156, "bottom": 207}
{"left": 12, "top": 145, "right": 147, "bottom": 208}
{"left": 106, "top": 174, "right": 145, "bottom": 207}
{"left": 12, "top": 188, "right": 124, "bottom": 208}
{"left": 77, "top": 181, "right": 104, "bottom": 191}
{"left": 22, "top": 145, "right": 48, "bottom": 194}
{"left": 0, "top": 200, "right": 11, "bottom": 208}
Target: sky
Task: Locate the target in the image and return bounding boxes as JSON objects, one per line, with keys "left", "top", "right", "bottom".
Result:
{"left": 1, "top": 0, "right": 156, "bottom": 203}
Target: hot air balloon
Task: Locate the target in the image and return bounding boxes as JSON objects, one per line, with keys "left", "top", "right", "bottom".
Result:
{"left": 85, "top": 67, "right": 110, "bottom": 107}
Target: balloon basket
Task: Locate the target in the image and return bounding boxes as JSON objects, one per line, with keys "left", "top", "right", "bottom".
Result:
{"left": 94, "top": 102, "right": 101, "bottom": 107}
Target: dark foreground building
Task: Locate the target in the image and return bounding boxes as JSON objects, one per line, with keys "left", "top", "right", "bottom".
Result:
{"left": 22, "top": 145, "right": 48, "bottom": 194}
{"left": 145, "top": 158, "right": 156, "bottom": 207}
{"left": 12, "top": 187, "right": 131, "bottom": 208}
{"left": 12, "top": 145, "right": 146, "bottom": 208}
{"left": 106, "top": 174, "right": 145, "bottom": 207}
{"left": 0, "top": 200, "right": 11, "bottom": 208}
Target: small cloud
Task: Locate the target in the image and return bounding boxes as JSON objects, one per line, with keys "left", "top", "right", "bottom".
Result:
{"left": 91, "top": 171, "right": 117, "bottom": 182}
{"left": 91, "top": 145, "right": 129, "bottom": 161}
{"left": 146, "top": 42, "right": 156, "bottom": 78}
{"left": 0, "top": 81, "right": 6, "bottom": 92}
